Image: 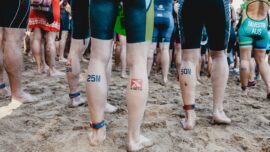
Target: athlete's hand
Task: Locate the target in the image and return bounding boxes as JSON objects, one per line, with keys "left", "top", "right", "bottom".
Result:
{"left": 174, "top": 2, "right": 180, "bottom": 15}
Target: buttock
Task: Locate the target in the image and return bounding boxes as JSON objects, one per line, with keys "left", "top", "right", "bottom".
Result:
{"left": 180, "top": 0, "right": 230, "bottom": 51}
{"left": 0, "top": 0, "right": 30, "bottom": 28}
{"left": 238, "top": 18, "right": 268, "bottom": 49}
{"left": 90, "top": 0, "right": 154, "bottom": 43}
{"left": 152, "top": 15, "right": 174, "bottom": 43}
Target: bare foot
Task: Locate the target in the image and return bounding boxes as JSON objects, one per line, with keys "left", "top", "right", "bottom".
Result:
{"left": 12, "top": 92, "right": 37, "bottom": 104}
{"left": 48, "top": 69, "right": 65, "bottom": 77}
{"left": 68, "top": 96, "right": 86, "bottom": 108}
{"left": 121, "top": 72, "right": 128, "bottom": 79}
{"left": 181, "top": 110, "right": 196, "bottom": 130}
{"left": 88, "top": 127, "right": 106, "bottom": 146}
{"left": 241, "top": 89, "right": 248, "bottom": 97}
{"left": 128, "top": 135, "right": 153, "bottom": 151}
{"left": 0, "top": 87, "right": 11, "bottom": 98}
{"left": 213, "top": 110, "right": 231, "bottom": 124}
{"left": 105, "top": 103, "right": 117, "bottom": 113}
{"left": 163, "top": 77, "right": 168, "bottom": 86}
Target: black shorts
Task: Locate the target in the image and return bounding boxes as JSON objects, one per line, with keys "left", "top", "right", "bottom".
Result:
{"left": 90, "top": 0, "right": 154, "bottom": 43}
{"left": 71, "top": 0, "right": 90, "bottom": 39}
{"left": 179, "top": 0, "right": 230, "bottom": 50}
{"left": 0, "top": 0, "right": 30, "bottom": 28}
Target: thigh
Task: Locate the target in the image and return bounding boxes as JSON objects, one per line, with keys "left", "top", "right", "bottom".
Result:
{"left": 124, "top": 0, "right": 154, "bottom": 43}
{"left": 71, "top": 0, "right": 90, "bottom": 39}
{"left": 45, "top": 32, "right": 56, "bottom": 45}
{"left": 90, "top": 0, "right": 119, "bottom": 40}
{"left": 180, "top": 0, "right": 203, "bottom": 49}
{"left": 240, "top": 46, "right": 252, "bottom": 60}
{"left": 205, "top": 0, "right": 230, "bottom": 51}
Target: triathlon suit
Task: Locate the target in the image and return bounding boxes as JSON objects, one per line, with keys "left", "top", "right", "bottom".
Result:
{"left": 28, "top": 0, "right": 61, "bottom": 32}
{"left": 71, "top": 0, "right": 90, "bottom": 39}
{"left": 152, "top": 0, "right": 174, "bottom": 43}
{"left": 179, "top": 0, "right": 230, "bottom": 50}
{"left": 238, "top": 0, "right": 270, "bottom": 49}
{"left": 90, "top": 0, "right": 154, "bottom": 43}
{"left": 267, "top": 31, "right": 270, "bottom": 54}
{"left": 60, "top": 4, "right": 71, "bottom": 32}
{"left": 0, "top": 0, "right": 30, "bottom": 28}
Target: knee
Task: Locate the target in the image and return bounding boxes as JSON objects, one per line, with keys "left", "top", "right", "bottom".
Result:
{"left": 254, "top": 55, "right": 265, "bottom": 64}
{"left": 210, "top": 51, "right": 226, "bottom": 60}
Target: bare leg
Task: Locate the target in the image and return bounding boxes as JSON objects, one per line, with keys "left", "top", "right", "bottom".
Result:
{"left": 0, "top": 28, "right": 10, "bottom": 97}
{"left": 59, "top": 31, "right": 69, "bottom": 62}
{"left": 196, "top": 51, "right": 202, "bottom": 82}
{"left": 127, "top": 42, "right": 153, "bottom": 151}
{"left": 114, "top": 41, "right": 121, "bottom": 70}
{"left": 66, "top": 38, "right": 90, "bottom": 107}
{"left": 240, "top": 47, "right": 252, "bottom": 96}
{"left": 210, "top": 50, "right": 231, "bottom": 124}
{"left": 207, "top": 51, "right": 212, "bottom": 77}
{"left": 3, "top": 28, "right": 36, "bottom": 103}
{"left": 175, "top": 43, "right": 182, "bottom": 78}
{"left": 45, "top": 32, "right": 64, "bottom": 76}
{"left": 249, "top": 58, "right": 256, "bottom": 82}
{"left": 160, "top": 43, "right": 170, "bottom": 84}
{"left": 147, "top": 43, "right": 156, "bottom": 76}
{"left": 86, "top": 38, "right": 113, "bottom": 146}
{"left": 119, "top": 35, "right": 128, "bottom": 78}
{"left": 268, "top": 53, "right": 270, "bottom": 65}
{"left": 254, "top": 50, "right": 270, "bottom": 96}
{"left": 31, "top": 28, "right": 44, "bottom": 73}
{"left": 179, "top": 49, "right": 198, "bottom": 130}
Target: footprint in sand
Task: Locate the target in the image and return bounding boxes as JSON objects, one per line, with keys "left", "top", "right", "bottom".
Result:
{"left": 25, "top": 88, "right": 45, "bottom": 95}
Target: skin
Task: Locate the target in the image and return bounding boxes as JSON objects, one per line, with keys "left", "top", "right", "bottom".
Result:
{"left": 0, "top": 28, "right": 10, "bottom": 97}
{"left": 179, "top": 49, "right": 231, "bottom": 130}
{"left": 119, "top": 35, "right": 128, "bottom": 78}
{"left": 268, "top": 53, "right": 270, "bottom": 65}
{"left": 148, "top": 42, "right": 170, "bottom": 84}
{"left": 247, "top": 1, "right": 269, "bottom": 20}
{"left": 0, "top": 27, "right": 36, "bottom": 103}
{"left": 58, "top": 31, "right": 69, "bottom": 62}
{"left": 240, "top": 47, "right": 270, "bottom": 96}
{"left": 175, "top": 43, "right": 182, "bottom": 78}
{"left": 240, "top": 1, "right": 270, "bottom": 97}
{"left": 31, "top": 28, "right": 64, "bottom": 76}
{"left": 66, "top": 38, "right": 90, "bottom": 107}
{"left": 87, "top": 38, "right": 152, "bottom": 151}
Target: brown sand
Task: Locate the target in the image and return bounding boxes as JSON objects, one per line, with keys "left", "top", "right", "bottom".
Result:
{"left": 0, "top": 56, "right": 270, "bottom": 152}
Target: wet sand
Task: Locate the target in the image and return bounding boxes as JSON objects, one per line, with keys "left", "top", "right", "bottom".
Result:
{"left": 0, "top": 55, "right": 269, "bottom": 152}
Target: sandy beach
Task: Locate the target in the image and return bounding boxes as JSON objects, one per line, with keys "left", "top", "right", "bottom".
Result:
{"left": 0, "top": 55, "right": 270, "bottom": 152}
